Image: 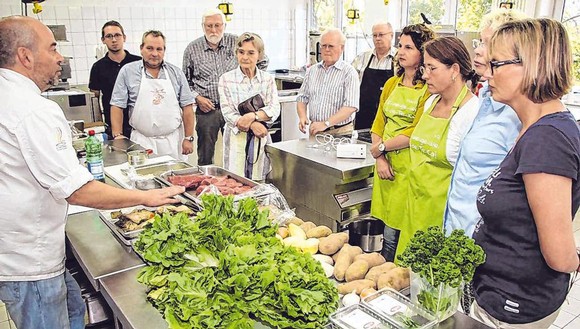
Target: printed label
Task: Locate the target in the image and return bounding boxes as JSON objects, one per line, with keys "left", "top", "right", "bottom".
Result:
{"left": 340, "top": 309, "right": 383, "bottom": 329}
{"left": 368, "top": 295, "right": 408, "bottom": 315}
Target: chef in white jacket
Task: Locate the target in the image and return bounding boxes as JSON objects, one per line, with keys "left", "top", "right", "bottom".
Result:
{"left": 110, "top": 30, "right": 195, "bottom": 160}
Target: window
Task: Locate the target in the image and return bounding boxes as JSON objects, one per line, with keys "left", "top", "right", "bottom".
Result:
{"left": 312, "top": 0, "right": 336, "bottom": 31}
{"left": 562, "top": 0, "right": 580, "bottom": 85}
{"left": 456, "top": 0, "right": 493, "bottom": 31}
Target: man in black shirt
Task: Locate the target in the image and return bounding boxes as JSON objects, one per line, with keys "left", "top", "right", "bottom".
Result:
{"left": 89, "top": 20, "right": 141, "bottom": 138}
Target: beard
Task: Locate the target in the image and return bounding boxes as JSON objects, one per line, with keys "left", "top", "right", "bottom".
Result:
{"left": 206, "top": 34, "right": 223, "bottom": 45}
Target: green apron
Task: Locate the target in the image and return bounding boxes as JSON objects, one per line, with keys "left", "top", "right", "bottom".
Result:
{"left": 371, "top": 76, "right": 428, "bottom": 230}
{"left": 395, "top": 86, "right": 469, "bottom": 260}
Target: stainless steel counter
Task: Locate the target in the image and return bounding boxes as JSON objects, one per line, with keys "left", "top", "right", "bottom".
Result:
{"left": 66, "top": 211, "right": 145, "bottom": 291}
{"left": 266, "top": 139, "right": 375, "bottom": 230}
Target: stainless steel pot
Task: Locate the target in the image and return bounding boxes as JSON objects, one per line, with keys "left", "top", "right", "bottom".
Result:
{"left": 346, "top": 218, "right": 385, "bottom": 252}
{"left": 127, "top": 150, "right": 148, "bottom": 166}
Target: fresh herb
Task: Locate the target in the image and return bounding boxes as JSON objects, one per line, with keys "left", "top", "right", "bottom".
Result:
{"left": 397, "top": 226, "right": 485, "bottom": 317}
{"left": 134, "top": 195, "right": 339, "bottom": 329}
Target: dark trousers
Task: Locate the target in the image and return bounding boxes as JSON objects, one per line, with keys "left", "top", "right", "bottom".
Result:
{"left": 381, "top": 224, "right": 400, "bottom": 262}
{"left": 196, "top": 109, "right": 225, "bottom": 165}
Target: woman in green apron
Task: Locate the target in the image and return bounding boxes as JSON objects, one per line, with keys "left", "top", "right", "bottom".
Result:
{"left": 369, "top": 24, "right": 435, "bottom": 262}
{"left": 395, "top": 37, "right": 481, "bottom": 259}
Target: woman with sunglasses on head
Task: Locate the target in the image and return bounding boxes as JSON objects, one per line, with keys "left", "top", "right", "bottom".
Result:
{"left": 471, "top": 18, "right": 580, "bottom": 328}
{"left": 368, "top": 23, "right": 435, "bottom": 261}
{"left": 395, "top": 36, "right": 480, "bottom": 257}
{"left": 218, "top": 32, "right": 280, "bottom": 181}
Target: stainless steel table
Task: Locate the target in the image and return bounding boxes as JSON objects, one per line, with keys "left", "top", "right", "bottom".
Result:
{"left": 66, "top": 210, "right": 145, "bottom": 291}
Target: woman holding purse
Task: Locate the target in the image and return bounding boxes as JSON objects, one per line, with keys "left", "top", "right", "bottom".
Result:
{"left": 218, "top": 32, "right": 280, "bottom": 181}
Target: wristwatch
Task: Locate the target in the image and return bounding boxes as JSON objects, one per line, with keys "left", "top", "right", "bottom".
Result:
{"left": 378, "top": 142, "right": 387, "bottom": 153}
{"left": 184, "top": 136, "right": 194, "bottom": 142}
{"left": 324, "top": 121, "right": 331, "bottom": 129}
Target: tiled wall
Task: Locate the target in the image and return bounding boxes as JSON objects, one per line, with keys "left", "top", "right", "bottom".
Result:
{"left": 0, "top": 0, "right": 308, "bottom": 86}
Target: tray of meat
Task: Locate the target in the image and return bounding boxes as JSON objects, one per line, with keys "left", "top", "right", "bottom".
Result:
{"left": 157, "top": 165, "right": 266, "bottom": 205}
{"left": 99, "top": 205, "right": 196, "bottom": 245}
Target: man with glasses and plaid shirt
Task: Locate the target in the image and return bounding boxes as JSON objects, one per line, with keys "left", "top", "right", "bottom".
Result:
{"left": 89, "top": 20, "right": 141, "bottom": 139}
{"left": 182, "top": 8, "right": 269, "bottom": 166}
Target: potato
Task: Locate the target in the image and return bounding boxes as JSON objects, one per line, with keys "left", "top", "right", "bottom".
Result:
{"left": 288, "top": 223, "right": 306, "bottom": 239}
{"left": 312, "top": 254, "right": 334, "bottom": 265}
{"left": 360, "top": 287, "right": 377, "bottom": 299}
{"left": 345, "top": 260, "right": 370, "bottom": 282}
{"left": 377, "top": 267, "right": 410, "bottom": 291}
{"left": 365, "top": 262, "right": 397, "bottom": 283}
{"left": 306, "top": 225, "right": 332, "bottom": 238}
{"left": 277, "top": 227, "right": 289, "bottom": 239}
{"left": 300, "top": 221, "right": 317, "bottom": 233}
{"left": 354, "top": 253, "right": 386, "bottom": 268}
{"left": 286, "top": 216, "right": 304, "bottom": 226}
{"left": 318, "top": 232, "right": 349, "bottom": 255}
{"left": 334, "top": 245, "right": 364, "bottom": 281}
{"left": 337, "top": 279, "right": 376, "bottom": 295}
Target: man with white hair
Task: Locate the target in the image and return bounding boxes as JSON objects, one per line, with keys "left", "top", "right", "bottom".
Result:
{"left": 182, "top": 8, "right": 268, "bottom": 165}
{"left": 351, "top": 22, "right": 395, "bottom": 130}
{"left": 297, "top": 28, "right": 359, "bottom": 136}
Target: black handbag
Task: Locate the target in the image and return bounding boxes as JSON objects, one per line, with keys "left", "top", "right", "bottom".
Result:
{"left": 238, "top": 94, "right": 265, "bottom": 115}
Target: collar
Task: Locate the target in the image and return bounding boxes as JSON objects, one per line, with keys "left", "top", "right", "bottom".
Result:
{"left": 480, "top": 81, "right": 505, "bottom": 112}
{"left": 320, "top": 59, "right": 346, "bottom": 70}
{"left": 395, "top": 73, "right": 426, "bottom": 89}
{"left": 105, "top": 49, "right": 131, "bottom": 64}
{"left": 139, "top": 61, "right": 167, "bottom": 78}
{"left": 0, "top": 68, "right": 41, "bottom": 95}
{"left": 235, "top": 66, "right": 263, "bottom": 83}
{"left": 204, "top": 36, "right": 224, "bottom": 51}
{"left": 372, "top": 48, "right": 394, "bottom": 61}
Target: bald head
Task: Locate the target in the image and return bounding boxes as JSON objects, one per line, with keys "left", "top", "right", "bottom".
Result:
{"left": 0, "top": 16, "right": 40, "bottom": 68}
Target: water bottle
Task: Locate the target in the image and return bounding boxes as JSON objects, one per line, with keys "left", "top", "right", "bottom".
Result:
{"left": 85, "top": 130, "right": 105, "bottom": 182}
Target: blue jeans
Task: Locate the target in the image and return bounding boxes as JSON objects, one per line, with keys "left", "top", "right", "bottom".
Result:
{"left": 381, "top": 225, "right": 400, "bottom": 262}
{"left": 0, "top": 270, "right": 86, "bottom": 329}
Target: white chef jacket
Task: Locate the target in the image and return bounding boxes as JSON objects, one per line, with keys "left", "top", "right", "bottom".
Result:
{"left": 0, "top": 69, "right": 94, "bottom": 281}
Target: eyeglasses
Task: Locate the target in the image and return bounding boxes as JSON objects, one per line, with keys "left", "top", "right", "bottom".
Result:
{"left": 204, "top": 23, "right": 224, "bottom": 30}
{"left": 372, "top": 32, "right": 393, "bottom": 38}
{"left": 489, "top": 58, "right": 522, "bottom": 74}
{"left": 472, "top": 39, "right": 485, "bottom": 49}
{"left": 104, "top": 33, "right": 124, "bottom": 40}
{"left": 320, "top": 44, "right": 338, "bottom": 50}
{"left": 419, "top": 65, "right": 438, "bottom": 75}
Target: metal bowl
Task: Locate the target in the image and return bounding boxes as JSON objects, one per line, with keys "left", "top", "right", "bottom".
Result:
{"left": 134, "top": 178, "right": 161, "bottom": 190}
{"left": 127, "top": 150, "right": 148, "bottom": 166}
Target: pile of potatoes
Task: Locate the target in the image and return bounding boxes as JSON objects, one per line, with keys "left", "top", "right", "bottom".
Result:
{"left": 275, "top": 216, "right": 410, "bottom": 302}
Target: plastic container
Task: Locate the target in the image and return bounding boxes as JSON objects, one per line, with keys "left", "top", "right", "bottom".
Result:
{"left": 330, "top": 304, "right": 395, "bottom": 329}
{"left": 362, "top": 288, "right": 437, "bottom": 329}
{"left": 85, "top": 130, "right": 105, "bottom": 182}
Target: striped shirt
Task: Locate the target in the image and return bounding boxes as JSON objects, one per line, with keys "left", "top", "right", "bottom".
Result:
{"left": 297, "top": 60, "right": 360, "bottom": 125}
{"left": 351, "top": 48, "right": 395, "bottom": 81}
{"left": 182, "top": 33, "right": 269, "bottom": 105}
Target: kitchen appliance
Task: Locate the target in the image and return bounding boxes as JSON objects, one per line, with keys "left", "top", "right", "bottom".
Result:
{"left": 309, "top": 31, "right": 322, "bottom": 65}
{"left": 344, "top": 218, "right": 385, "bottom": 252}
{"left": 42, "top": 88, "right": 102, "bottom": 124}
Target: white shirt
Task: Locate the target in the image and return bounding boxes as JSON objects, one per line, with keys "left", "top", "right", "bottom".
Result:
{"left": 351, "top": 48, "right": 395, "bottom": 81}
{"left": 0, "top": 69, "right": 93, "bottom": 281}
{"left": 423, "top": 94, "right": 480, "bottom": 166}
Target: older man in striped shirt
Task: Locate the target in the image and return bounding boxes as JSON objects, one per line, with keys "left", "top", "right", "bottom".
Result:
{"left": 297, "top": 28, "right": 359, "bottom": 136}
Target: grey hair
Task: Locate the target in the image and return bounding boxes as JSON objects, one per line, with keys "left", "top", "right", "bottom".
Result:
{"left": 140, "top": 30, "right": 166, "bottom": 49}
{"left": 0, "top": 16, "right": 38, "bottom": 68}
{"left": 372, "top": 21, "right": 393, "bottom": 31}
{"left": 202, "top": 8, "right": 226, "bottom": 26}
{"left": 321, "top": 28, "right": 346, "bottom": 45}
{"left": 479, "top": 8, "right": 527, "bottom": 31}
{"left": 235, "top": 32, "right": 265, "bottom": 60}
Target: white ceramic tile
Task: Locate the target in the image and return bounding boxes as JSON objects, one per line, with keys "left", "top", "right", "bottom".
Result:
{"left": 76, "top": 70, "right": 90, "bottom": 85}
{"left": 94, "top": 7, "right": 107, "bottom": 20}
{"left": 55, "top": 7, "right": 70, "bottom": 20}
{"left": 164, "top": 7, "right": 175, "bottom": 19}
{"left": 562, "top": 296, "right": 580, "bottom": 316}
{"left": 0, "top": 321, "right": 10, "bottom": 329}
{"left": 165, "top": 19, "right": 176, "bottom": 31}
{"left": 130, "top": 7, "right": 143, "bottom": 19}
{"left": 69, "top": 19, "right": 83, "bottom": 33}
{"left": 43, "top": 18, "right": 58, "bottom": 25}
{"left": 569, "top": 283, "right": 580, "bottom": 301}
{"left": 10, "top": 5, "right": 20, "bottom": 15}
{"left": 83, "top": 19, "right": 97, "bottom": 33}
{"left": 58, "top": 44, "right": 74, "bottom": 57}
{"left": 40, "top": 6, "right": 56, "bottom": 20}
{"left": 549, "top": 325, "right": 561, "bottom": 329}
{"left": 68, "top": 7, "right": 81, "bottom": 20}
{"left": 107, "top": 7, "right": 119, "bottom": 20}
{"left": 153, "top": 7, "right": 164, "bottom": 19}
{"left": 69, "top": 32, "right": 86, "bottom": 45}
{"left": 563, "top": 316, "right": 580, "bottom": 328}
{"left": 81, "top": 6, "right": 94, "bottom": 20}
{"left": 119, "top": 7, "right": 131, "bottom": 20}
{"left": 0, "top": 306, "right": 7, "bottom": 323}
{"left": 142, "top": 7, "right": 155, "bottom": 19}
{"left": 130, "top": 20, "right": 144, "bottom": 33}
{"left": 73, "top": 45, "right": 88, "bottom": 58}
{"left": 175, "top": 7, "right": 186, "bottom": 19}
{"left": 555, "top": 310, "right": 576, "bottom": 328}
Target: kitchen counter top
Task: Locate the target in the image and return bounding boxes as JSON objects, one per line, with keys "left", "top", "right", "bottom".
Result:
{"left": 66, "top": 210, "right": 145, "bottom": 291}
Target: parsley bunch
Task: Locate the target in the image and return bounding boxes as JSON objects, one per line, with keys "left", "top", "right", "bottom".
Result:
{"left": 397, "top": 226, "right": 486, "bottom": 288}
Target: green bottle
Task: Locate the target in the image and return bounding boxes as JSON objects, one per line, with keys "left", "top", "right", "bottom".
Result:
{"left": 85, "top": 130, "right": 105, "bottom": 182}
